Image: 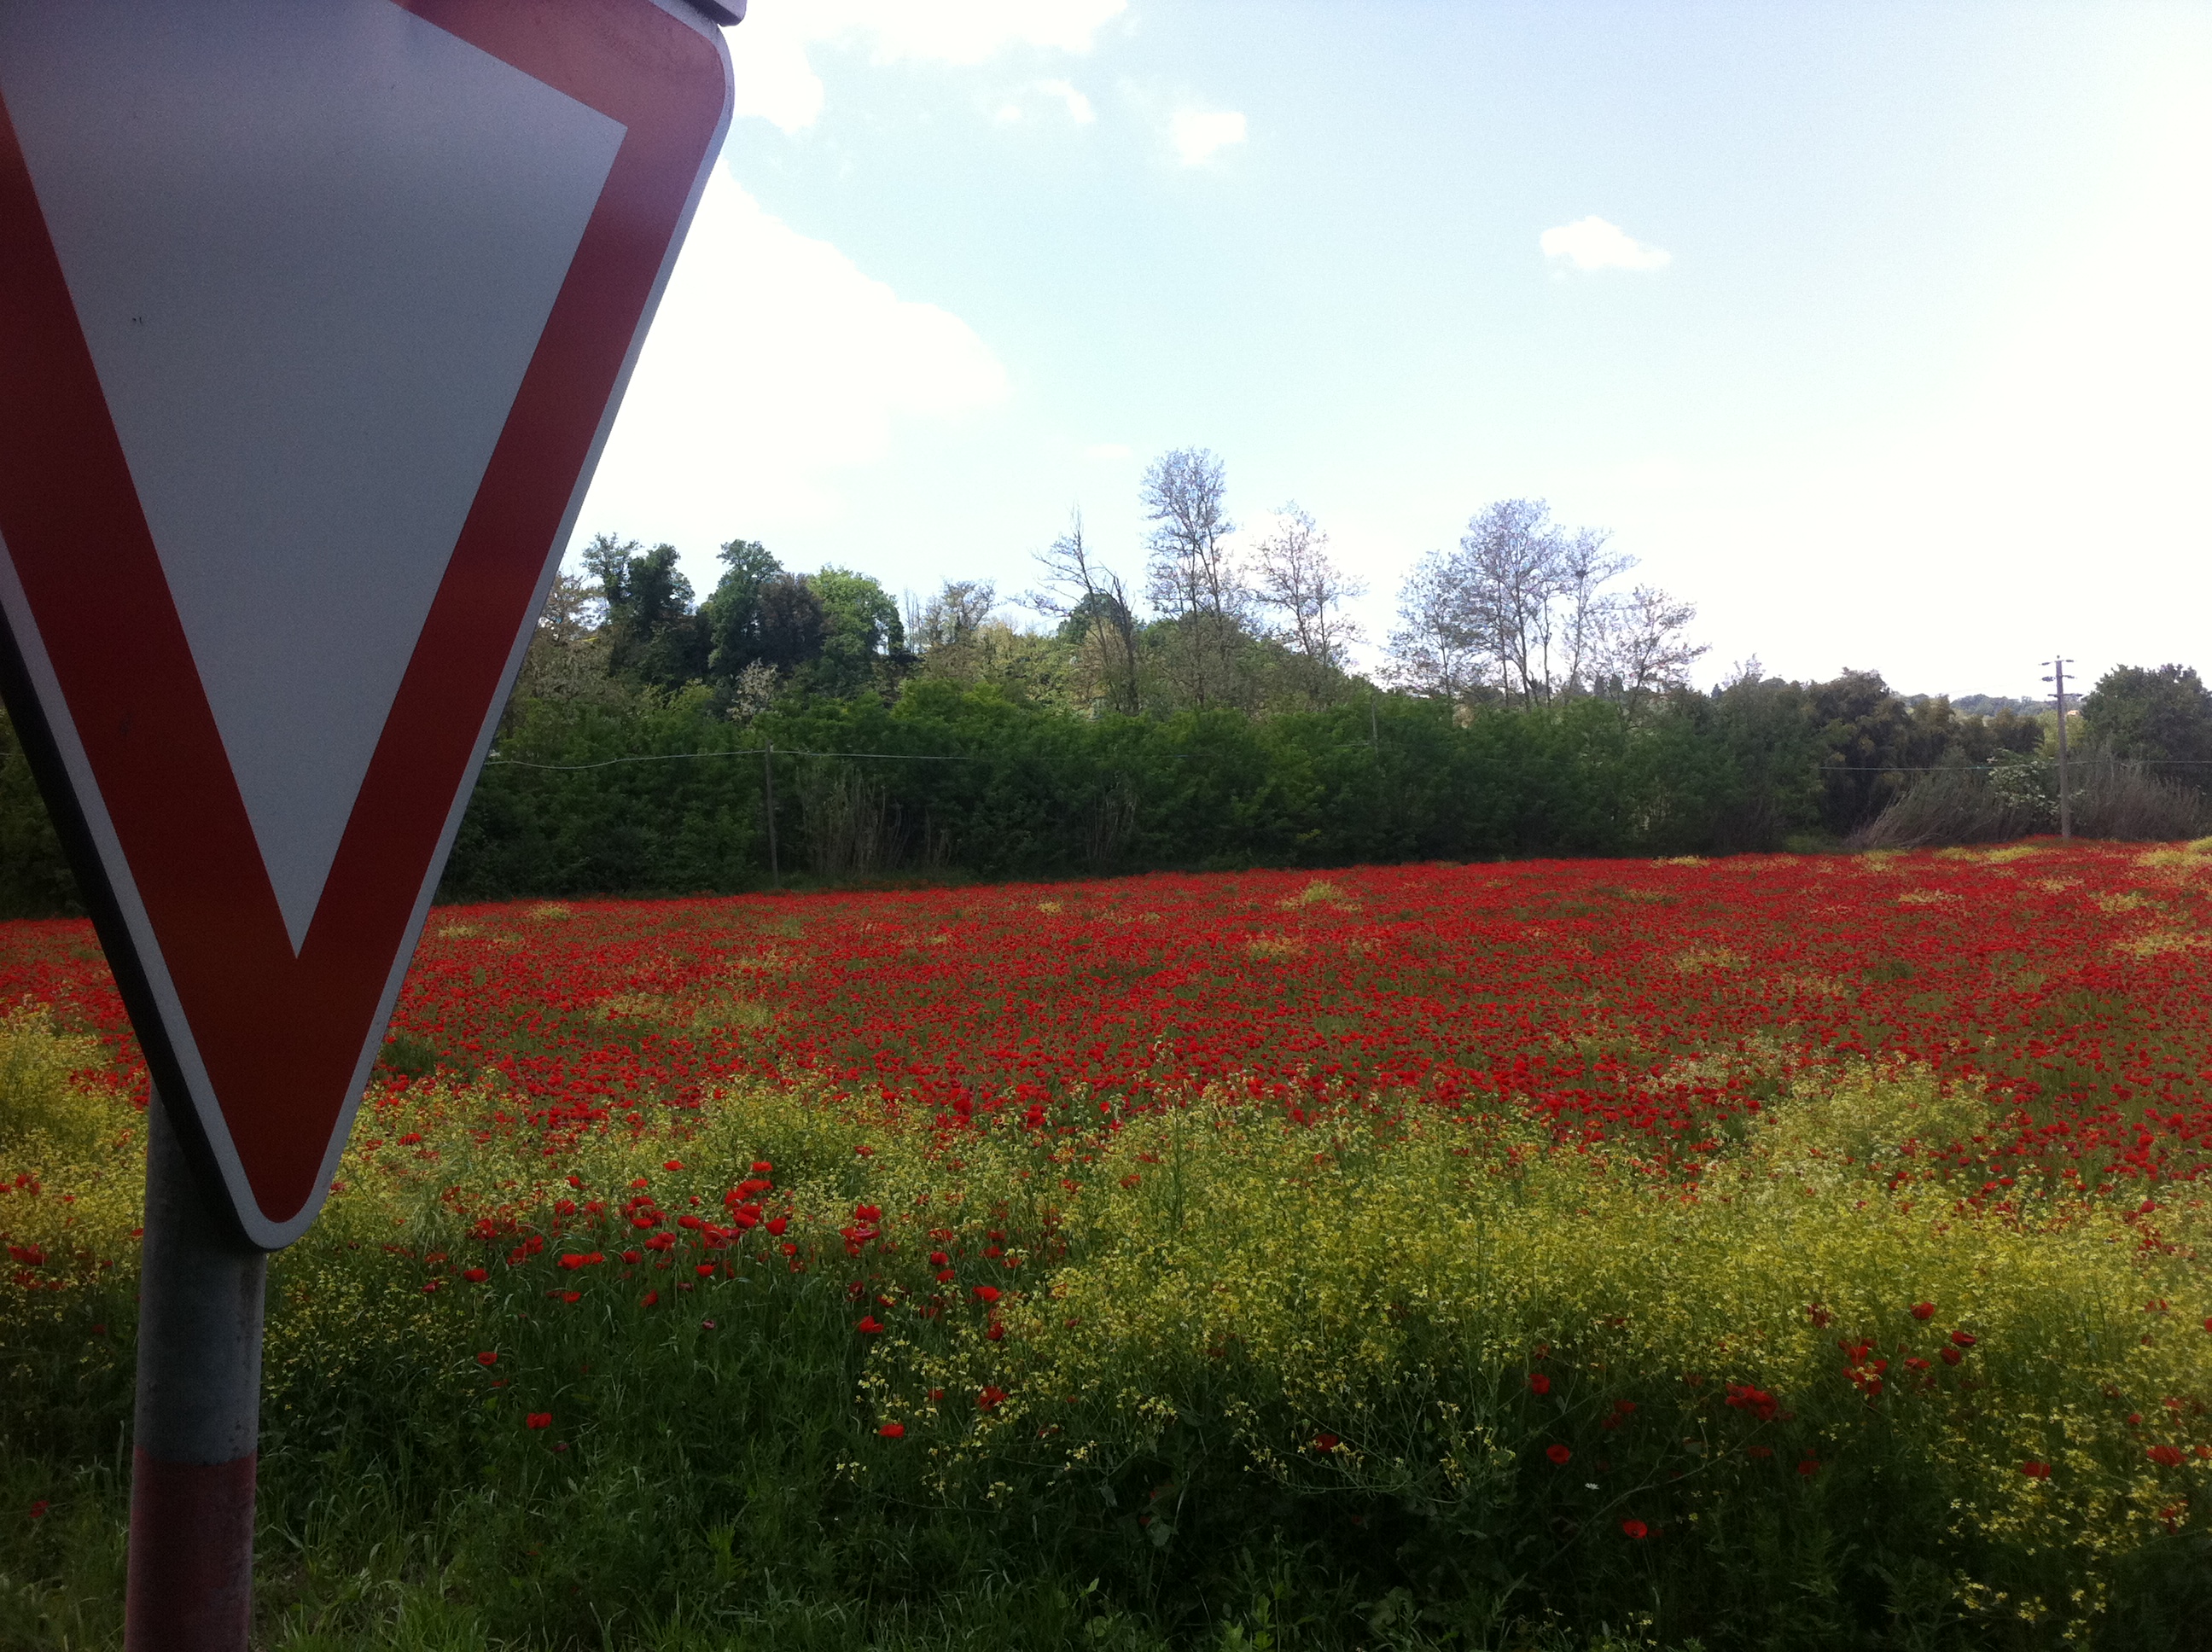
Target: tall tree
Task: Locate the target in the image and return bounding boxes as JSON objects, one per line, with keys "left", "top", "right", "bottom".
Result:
{"left": 511, "top": 570, "right": 618, "bottom": 705}
{"left": 810, "top": 566, "right": 907, "bottom": 697}
{"left": 1387, "top": 499, "right": 1699, "bottom": 708}
{"left": 585, "top": 535, "right": 707, "bottom": 689}
{"left": 1141, "top": 448, "right": 1247, "bottom": 709}
{"left": 1029, "top": 512, "right": 1142, "bottom": 715}
{"left": 2081, "top": 664, "right": 2212, "bottom": 782}
{"left": 1249, "top": 503, "right": 1365, "bottom": 705}
{"left": 1601, "top": 585, "right": 1707, "bottom": 701}
{"left": 754, "top": 573, "right": 828, "bottom": 676}
{"left": 701, "top": 537, "right": 782, "bottom": 683}
{"left": 914, "top": 579, "right": 998, "bottom": 654}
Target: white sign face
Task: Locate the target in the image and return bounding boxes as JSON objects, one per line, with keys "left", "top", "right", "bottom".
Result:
{"left": 4, "top": 0, "right": 630, "bottom": 949}
{"left": 0, "top": 0, "right": 734, "bottom": 1244}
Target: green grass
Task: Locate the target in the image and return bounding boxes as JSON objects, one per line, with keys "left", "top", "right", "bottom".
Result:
{"left": 3, "top": 1009, "right": 2209, "bottom": 1651}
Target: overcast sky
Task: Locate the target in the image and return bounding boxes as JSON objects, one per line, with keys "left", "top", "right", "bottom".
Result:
{"left": 573, "top": 0, "right": 2212, "bottom": 701}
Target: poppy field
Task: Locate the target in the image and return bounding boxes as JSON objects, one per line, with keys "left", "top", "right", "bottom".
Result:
{"left": 3, "top": 844, "right": 2211, "bottom": 1649}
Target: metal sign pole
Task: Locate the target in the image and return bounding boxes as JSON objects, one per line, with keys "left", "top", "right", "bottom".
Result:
{"left": 125, "top": 1099, "right": 267, "bottom": 1652}
{"left": 0, "top": 7, "right": 733, "bottom": 1637}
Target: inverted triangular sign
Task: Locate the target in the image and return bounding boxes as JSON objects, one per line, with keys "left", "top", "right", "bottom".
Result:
{"left": 0, "top": 0, "right": 735, "bottom": 1246}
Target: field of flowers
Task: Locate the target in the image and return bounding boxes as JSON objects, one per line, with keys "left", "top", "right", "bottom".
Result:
{"left": 3, "top": 843, "right": 2210, "bottom": 1649}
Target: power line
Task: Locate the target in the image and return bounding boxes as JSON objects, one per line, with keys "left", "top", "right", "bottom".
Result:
{"left": 482, "top": 747, "right": 2179, "bottom": 777}
{"left": 483, "top": 745, "right": 989, "bottom": 772}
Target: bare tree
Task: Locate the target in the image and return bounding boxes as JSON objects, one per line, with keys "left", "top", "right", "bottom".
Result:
{"left": 1142, "top": 448, "right": 1241, "bottom": 621}
{"left": 1598, "top": 584, "right": 1707, "bottom": 700}
{"left": 1557, "top": 526, "right": 1633, "bottom": 693}
{"left": 1458, "top": 498, "right": 1570, "bottom": 706}
{"left": 1142, "top": 448, "right": 1248, "bottom": 709}
{"left": 1386, "top": 549, "right": 1483, "bottom": 701}
{"left": 1387, "top": 498, "right": 1701, "bottom": 707}
{"left": 1249, "top": 503, "right": 1365, "bottom": 702}
{"left": 1028, "top": 511, "right": 1141, "bottom": 714}
{"left": 915, "top": 579, "right": 998, "bottom": 654}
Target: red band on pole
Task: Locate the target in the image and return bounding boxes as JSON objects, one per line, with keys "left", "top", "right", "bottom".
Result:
{"left": 125, "top": 1448, "right": 257, "bottom": 1652}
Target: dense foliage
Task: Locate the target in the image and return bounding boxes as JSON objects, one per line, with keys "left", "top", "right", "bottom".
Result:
{"left": 3, "top": 846, "right": 2210, "bottom": 1649}
{"left": 439, "top": 668, "right": 2073, "bottom": 899}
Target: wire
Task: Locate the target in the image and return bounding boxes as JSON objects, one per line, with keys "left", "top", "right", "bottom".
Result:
{"left": 483, "top": 746, "right": 2207, "bottom": 778}
{"left": 484, "top": 746, "right": 987, "bottom": 772}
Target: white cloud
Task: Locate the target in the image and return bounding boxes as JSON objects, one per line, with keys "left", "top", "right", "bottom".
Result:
{"left": 574, "top": 168, "right": 1009, "bottom": 550}
{"left": 731, "top": 0, "right": 1124, "bottom": 132}
{"left": 991, "top": 78, "right": 1096, "bottom": 126}
{"left": 1171, "top": 109, "right": 1247, "bottom": 166}
{"left": 1539, "top": 215, "right": 1672, "bottom": 272}
{"left": 1037, "top": 78, "right": 1096, "bottom": 124}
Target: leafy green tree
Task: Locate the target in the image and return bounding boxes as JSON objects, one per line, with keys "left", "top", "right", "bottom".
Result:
{"left": 585, "top": 535, "right": 707, "bottom": 689}
{"left": 2081, "top": 664, "right": 2212, "bottom": 782}
{"left": 701, "top": 538, "right": 782, "bottom": 684}
{"left": 753, "top": 573, "right": 828, "bottom": 677}
{"left": 805, "top": 567, "right": 906, "bottom": 698}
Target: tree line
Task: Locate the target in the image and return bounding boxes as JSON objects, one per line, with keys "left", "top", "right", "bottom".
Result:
{"left": 3, "top": 450, "right": 2209, "bottom": 914}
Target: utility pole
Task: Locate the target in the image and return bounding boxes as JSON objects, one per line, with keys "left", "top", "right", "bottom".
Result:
{"left": 2042, "top": 657, "right": 2074, "bottom": 842}
{"left": 762, "top": 740, "right": 779, "bottom": 887}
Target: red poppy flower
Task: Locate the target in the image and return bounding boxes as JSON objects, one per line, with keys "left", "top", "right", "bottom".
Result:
{"left": 2147, "top": 1444, "right": 2185, "bottom": 1468}
{"left": 976, "top": 1386, "right": 1007, "bottom": 1411}
{"left": 463, "top": 1267, "right": 488, "bottom": 1283}
{"left": 1910, "top": 1302, "right": 1935, "bottom": 1320}
{"left": 856, "top": 1316, "right": 885, "bottom": 1335}
{"left": 28, "top": 1500, "right": 48, "bottom": 1520}
{"left": 878, "top": 1422, "right": 905, "bottom": 1439}
{"left": 663, "top": 1160, "right": 684, "bottom": 1171}
{"left": 972, "top": 1286, "right": 1001, "bottom": 1305}
{"left": 2022, "top": 1461, "right": 2050, "bottom": 1479}
{"left": 1545, "top": 1444, "right": 1572, "bottom": 1466}
{"left": 1313, "top": 1433, "right": 1340, "bottom": 1452}
{"left": 1620, "top": 1519, "right": 1647, "bottom": 1539}
{"left": 526, "top": 1413, "right": 552, "bottom": 1430}
{"left": 1949, "top": 1330, "right": 1976, "bottom": 1347}
{"left": 643, "top": 1288, "right": 659, "bottom": 1306}
{"left": 1529, "top": 1373, "right": 1551, "bottom": 1395}
{"left": 1797, "top": 1458, "right": 1820, "bottom": 1477}
{"left": 474, "top": 1351, "right": 498, "bottom": 1367}
{"left": 751, "top": 1161, "right": 773, "bottom": 1174}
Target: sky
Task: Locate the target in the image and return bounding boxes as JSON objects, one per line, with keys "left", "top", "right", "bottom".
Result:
{"left": 573, "top": 0, "right": 2212, "bottom": 701}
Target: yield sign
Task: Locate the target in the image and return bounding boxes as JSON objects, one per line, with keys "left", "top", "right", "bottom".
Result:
{"left": 0, "top": 0, "right": 735, "bottom": 1246}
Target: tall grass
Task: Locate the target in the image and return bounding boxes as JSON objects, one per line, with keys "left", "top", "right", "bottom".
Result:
{"left": 1850, "top": 756, "right": 2206, "bottom": 850}
{"left": 1, "top": 1008, "right": 2208, "bottom": 1649}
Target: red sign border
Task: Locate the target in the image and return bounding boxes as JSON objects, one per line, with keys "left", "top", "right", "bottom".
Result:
{"left": 0, "top": 0, "right": 732, "bottom": 1245}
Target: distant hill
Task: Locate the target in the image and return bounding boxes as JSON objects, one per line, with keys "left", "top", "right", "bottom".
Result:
{"left": 1906, "top": 693, "right": 2047, "bottom": 718}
